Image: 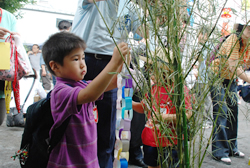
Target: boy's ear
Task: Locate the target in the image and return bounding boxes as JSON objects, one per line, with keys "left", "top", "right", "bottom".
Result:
{"left": 49, "top": 61, "right": 59, "bottom": 73}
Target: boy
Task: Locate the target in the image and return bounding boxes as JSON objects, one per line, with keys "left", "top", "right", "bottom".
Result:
{"left": 42, "top": 32, "right": 128, "bottom": 167}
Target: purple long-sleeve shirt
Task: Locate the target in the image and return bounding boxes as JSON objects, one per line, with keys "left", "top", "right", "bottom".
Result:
{"left": 47, "top": 77, "right": 103, "bottom": 168}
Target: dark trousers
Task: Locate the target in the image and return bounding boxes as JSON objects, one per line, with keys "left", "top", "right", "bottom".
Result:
{"left": 210, "top": 79, "right": 239, "bottom": 158}
{"left": 143, "top": 145, "right": 179, "bottom": 167}
{"left": 129, "top": 92, "right": 146, "bottom": 162}
{"left": 84, "top": 53, "right": 117, "bottom": 168}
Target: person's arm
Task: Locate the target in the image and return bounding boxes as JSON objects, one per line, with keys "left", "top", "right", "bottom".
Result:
{"left": 41, "top": 65, "right": 46, "bottom": 77}
{"left": 77, "top": 42, "right": 128, "bottom": 104}
{"left": 27, "top": 51, "right": 33, "bottom": 56}
{"left": 227, "top": 51, "right": 250, "bottom": 83}
{"left": 132, "top": 101, "right": 144, "bottom": 114}
{"left": 161, "top": 113, "right": 176, "bottom": 121}
{"left": 10, "top": 32, "right": 20, "bottom": 36}
{"left": 230, "top": 61, "right": 250, "bottom": 83}
{"left": 160, "top": 108, "right": 192, "bottom": 122}
{"left": 161, "top": 86, "right": 193, "bottom": 122}
{"left": 104, "top": 75, "right": 117, "bottom": 91}
{"left": 136, "top": 24, "right": 149, "bottom": 39}
{"left": 0, "top": 27, "right": 19, "bottom": 40}
{"left": 0, "top": 27, "right": 11, "bottom": 39}
{"left": 40, "top": 55, "right": 46, "bottom": 77}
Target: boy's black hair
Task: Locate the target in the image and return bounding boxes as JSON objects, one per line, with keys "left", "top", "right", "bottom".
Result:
{"left": 58, "top": 20, "right": 72, "bottom": 30}
{"left": 42, "top": 32, "right": 87, "bottom": 76}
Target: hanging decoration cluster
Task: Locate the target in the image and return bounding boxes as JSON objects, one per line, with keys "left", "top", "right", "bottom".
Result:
{"left": 113, "top": 64, "right": 133, "bottom": 168}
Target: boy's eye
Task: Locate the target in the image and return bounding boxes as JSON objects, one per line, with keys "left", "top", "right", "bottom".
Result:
{"left": 74, "top": 58, "right": 79, "bottom": 61}
{"left": 82, "top": 57, "right": 85, "bottom": 60}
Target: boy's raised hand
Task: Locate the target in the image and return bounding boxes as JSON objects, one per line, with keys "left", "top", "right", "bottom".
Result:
{"left": 112, "top": 42, "right": 129, "bottom": 66}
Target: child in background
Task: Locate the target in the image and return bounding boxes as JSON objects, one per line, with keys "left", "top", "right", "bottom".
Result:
{"left": 42, "top": 32, "right": 128, "bottom": 168}
{"left": 135, "top": 47, "right": 193, "bottom": 168}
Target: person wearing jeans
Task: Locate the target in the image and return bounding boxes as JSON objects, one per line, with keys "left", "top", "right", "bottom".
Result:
{"left": 210, "top": 79, "right": 239, "bottom": 163}
{"left": 210, "top": 22, "right": 250, "bottom": 164}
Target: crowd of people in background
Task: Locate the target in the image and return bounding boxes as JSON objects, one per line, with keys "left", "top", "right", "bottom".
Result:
{"left": 0, "top": 1, "right": 250, "bottom": 167}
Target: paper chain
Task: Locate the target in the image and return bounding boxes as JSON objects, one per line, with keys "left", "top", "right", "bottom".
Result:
{"left": 113, "top": 64, "right": 133, "bottom": 168}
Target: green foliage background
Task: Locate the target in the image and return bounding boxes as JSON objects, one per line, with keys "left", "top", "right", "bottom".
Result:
{"left": 0, "top": 0, "right": 36, "bottom": 18}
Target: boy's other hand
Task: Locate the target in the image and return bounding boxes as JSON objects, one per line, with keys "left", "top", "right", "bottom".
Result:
{"left": 112, "top": 42, "right": 129, "bottom": 65}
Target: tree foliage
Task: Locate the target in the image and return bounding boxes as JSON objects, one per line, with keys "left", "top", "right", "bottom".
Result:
{"left": 0, "top": 0, "right": 36, "bottom": 18}
{"left": 242, "top": 0, "right": 250, "bottom": 10}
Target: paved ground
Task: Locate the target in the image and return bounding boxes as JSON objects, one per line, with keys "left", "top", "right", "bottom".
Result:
{"left": 0, "top": 101, "right": 249, "bottom": 168}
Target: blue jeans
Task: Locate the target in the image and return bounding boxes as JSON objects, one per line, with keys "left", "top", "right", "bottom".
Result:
{"left": 210, "top": 79, "right": 239, "bottom": 158}
{"left": 84, "top": 53, "right": 117, "bottom": 168}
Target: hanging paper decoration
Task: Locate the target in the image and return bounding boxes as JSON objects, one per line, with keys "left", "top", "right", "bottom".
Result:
{"left": 113, "top": 64, "right": 133, "bottom": 168}
{"left": 114, "top": 1, "right": 134, "bottom": 166}
{"left": 221, "top": 8, "right": 232, "bottom": 18}
{"left": 221, "top": 8, "right": 232, "bottom": 36}
{"left": 187, "top": 0, "right": 194, "bottom": 27}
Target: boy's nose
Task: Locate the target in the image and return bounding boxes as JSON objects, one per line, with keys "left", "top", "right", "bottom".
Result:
{"left": 80, "top": 61, "right": 85, "bottom": 68}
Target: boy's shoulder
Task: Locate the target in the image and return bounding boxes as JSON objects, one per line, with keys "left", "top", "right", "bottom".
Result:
{"left": 53, "top": 79, "right": 90, "bottom": 92}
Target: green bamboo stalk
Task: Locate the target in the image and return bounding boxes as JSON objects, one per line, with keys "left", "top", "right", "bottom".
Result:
{"left": 171, "top": 0, "right": 189, "bottom": 167}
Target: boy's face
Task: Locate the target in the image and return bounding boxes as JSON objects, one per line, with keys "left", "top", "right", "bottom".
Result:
{"left": 57, "top": 48, "right": 87, "bottom": 81}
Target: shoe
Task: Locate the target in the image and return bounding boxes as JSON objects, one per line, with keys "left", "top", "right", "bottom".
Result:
{"left": 129, "top": 159, "right": 148, "bottom": 168}
{"left": 220, "top": 157, "right": 231, "bottom": 165}
{"left": 232, "top": 151, "right": 245, "bottom": 158}
{"left": 214, "top": 157, "right": 231, "bottom": 165}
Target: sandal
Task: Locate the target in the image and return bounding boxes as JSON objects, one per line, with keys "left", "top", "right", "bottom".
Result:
{"left": 233, "top": 151, "right": 245, "bottom": 158}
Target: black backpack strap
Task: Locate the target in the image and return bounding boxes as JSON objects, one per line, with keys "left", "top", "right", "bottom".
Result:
{"left": 46, "top": 83, "right": 73, "bottom": 153}
{"left": 47, "top": 116, "right": 71, "bottom": 153}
